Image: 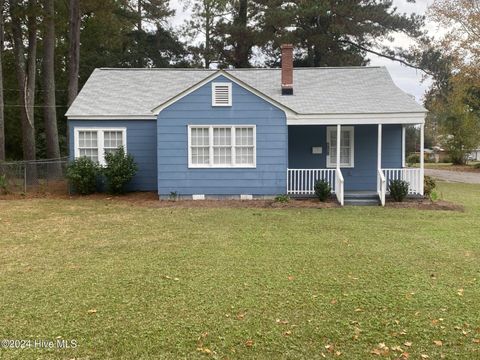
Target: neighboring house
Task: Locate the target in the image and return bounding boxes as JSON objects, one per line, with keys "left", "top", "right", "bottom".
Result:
{"left": 469, "top": 149, "right": 480, "bottom": 161}
{"left": 66, "top": 45, "right": 427, "bottom": 206}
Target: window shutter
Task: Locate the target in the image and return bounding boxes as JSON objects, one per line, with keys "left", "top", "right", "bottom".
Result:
{"left": 212, "top": 83, "right": 232, "bottom": 106}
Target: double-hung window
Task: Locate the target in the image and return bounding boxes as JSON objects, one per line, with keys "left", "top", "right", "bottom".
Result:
{"left": 75, "top": 128, "right": 127, "bottom": 165}
{"left": 188, "top": 125, "right": 256, "bottom": 168}
{"left": 326, "top": 126, "right": 354, "bottom": 168}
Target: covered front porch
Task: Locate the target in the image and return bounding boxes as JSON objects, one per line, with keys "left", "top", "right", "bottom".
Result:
{"left": 286, "top": 122, "right": 425, "bottom": 206}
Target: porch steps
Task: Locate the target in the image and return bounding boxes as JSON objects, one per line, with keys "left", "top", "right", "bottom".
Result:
{"left": 344, "top": 192, "right": 380, "bottom": 206}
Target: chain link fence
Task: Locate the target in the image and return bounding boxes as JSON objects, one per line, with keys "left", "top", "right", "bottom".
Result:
{"left": 0, "top": 158, "right": 69, "bottom": 194}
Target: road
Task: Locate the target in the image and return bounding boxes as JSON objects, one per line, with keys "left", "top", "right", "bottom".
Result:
{"left": 425, "top": 169, "right": 480, "bottom": 184}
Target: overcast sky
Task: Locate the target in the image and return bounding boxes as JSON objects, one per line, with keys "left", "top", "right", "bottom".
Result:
{"left": 170, "top": 0, "right": 439, "bottom": 103}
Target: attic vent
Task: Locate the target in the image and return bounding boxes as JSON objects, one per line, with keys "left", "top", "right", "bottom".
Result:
{"left": 212, "top": 83, "right": 232, "bottom": 107}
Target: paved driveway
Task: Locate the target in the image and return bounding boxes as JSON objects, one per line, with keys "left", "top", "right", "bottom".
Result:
{"left": 425, "top": 169, "right": 480, "bottom": 184}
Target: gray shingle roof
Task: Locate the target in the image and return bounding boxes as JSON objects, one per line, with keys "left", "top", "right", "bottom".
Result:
{"left": 66, "top": 67, "right": 426, "bottom": 117}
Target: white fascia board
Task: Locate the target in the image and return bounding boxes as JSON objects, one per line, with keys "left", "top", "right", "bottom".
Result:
{"left": 67, "top": 115, "right": 157, "bottom": 120}
{"left": 287, "top": 112, "right": 426, "bottom": 125}
{"left": 151, "top": 70, "right": 297, "bottom": 118}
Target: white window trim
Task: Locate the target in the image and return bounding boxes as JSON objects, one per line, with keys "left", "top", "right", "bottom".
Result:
{"left": 74, "top": 127, "right": 127, "bottom": 166}
{"left": 212, "top": 82, "right": 232, "bottom": 107}
{"left": 326, "top": 126, "right": 355, "bottom": 168}
{"left": 188, "top": 125, "right": 256, "bottom": 168}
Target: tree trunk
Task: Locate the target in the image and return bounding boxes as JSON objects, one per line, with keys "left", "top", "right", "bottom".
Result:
{"left": 204, "top": 0, "right": 211, "bottom": 69}
{"left": 0, "top": 0, "right": 5, "bottom": 161}
{"left": 42, "top": 0, "right": 61, "bottom": 176}
{"left": 137, "top": 0, "right": 142, "bottom": 31}
{"left": 68, "top": 0, "right": 80, "bottom": 106}
{"left": 233, "top": 0, "right": 249, "bottom": 68}
{"left": 10, "top": 0, "right": 38, "bottom": 185}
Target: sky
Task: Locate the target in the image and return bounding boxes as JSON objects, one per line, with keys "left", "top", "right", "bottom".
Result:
{"left": 169, "top": 0, "right": 439, "bottom": 103}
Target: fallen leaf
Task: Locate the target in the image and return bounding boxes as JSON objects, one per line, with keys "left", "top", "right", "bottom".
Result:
{"left": 245, "top": 339, "right": 254, "bottom": 348}
{"left": 392, "top": 345, "right": 403, "bottom": 352}
{"left": 325, "top": 344, "right": 334, "bottom": 353}
{"left": 87, "top": 309, "right": 97, "bottom": 314}
{"left": 457, "top": 288, "right": 464, "bottom": 296}
{"left": 404, "top": 341, "right": 412, "bottom": 347}
{"left": 473, "top": 339, "right": 480, "bottom": 344}
{"left": 330, "top": 299, "right": 337, "bottom": 304}
{"left": 354, "top": 308, "right": 363, "bottom": 312}
{"left": 431, "top": 319, "right": 439, "bottom": 325}
{"left": 283, "top": 331, "right": 292, "bottom": 336}
{"left": 370, "top": 348, "right": 382, "bottom": 356}
{"left": 196, "top": 347, "right": 211, "bottom": 354}
{"left": 236, "top": 313, "right": 246, "bottom": 320}
{"left": 433, "top": 340, "right": 443, "bottom": 346}
{"left": 287, "top": 275, "right": 295, "bottom": 281}
{"left": 335, "top": 351, "right": 342, "bottom": 356}
{"left": 276, "top": 319, "right": 289, "bottom": 325}
{"left": 401, "top": 352, "right": 410, "bottom": 359}
{"left": 421, "top": 355, "right": 429, "bottom": 359}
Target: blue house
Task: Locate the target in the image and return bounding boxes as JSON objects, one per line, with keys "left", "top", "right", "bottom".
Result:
{"left": 66, "top": 45, "right": 427, "bottom": 206}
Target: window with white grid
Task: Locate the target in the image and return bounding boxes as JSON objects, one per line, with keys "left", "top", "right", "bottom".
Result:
{"left": 75, "top": 128, "right": 126, "bottom": 165}
{"left": 190, "top": 127, "right": 210, "bottom": 165}
{"left": 104, "top": 131, "right": 125, "bottom": 155}
{"left": 326, "top": 126, "right": 354, "bottom": 168}
{"left": 78, "top": 131, "right": 99, "bottom": 162}
{"left": 235, "top": 127, "right": 255, "bottom": 165}
{"left": 188, "top": 125, "right": 256, "bottom": 168}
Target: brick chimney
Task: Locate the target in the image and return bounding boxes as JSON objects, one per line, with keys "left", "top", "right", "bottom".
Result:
{"left": 281, "top": 44, "right": 294, "bottom": 95}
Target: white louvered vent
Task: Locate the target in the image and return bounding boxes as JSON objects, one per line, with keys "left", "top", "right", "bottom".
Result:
{"left": 212, "top": 83, "right": 232, "bottom": 106}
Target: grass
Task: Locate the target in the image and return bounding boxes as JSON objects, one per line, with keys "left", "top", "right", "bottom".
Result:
{"left": 1, "top": 182, "right": 480, "bottom": 359}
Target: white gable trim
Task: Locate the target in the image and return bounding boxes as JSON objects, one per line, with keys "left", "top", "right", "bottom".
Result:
{"left": 150, "top": 70, "right": 297, "bottom": 117}
{"left": 287, "top": 112, "right": 426, "bottom": 125}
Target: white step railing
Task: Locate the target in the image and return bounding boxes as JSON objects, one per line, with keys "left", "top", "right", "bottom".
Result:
{"left": 335, "top": 168, "right": 344, "bottom": 206}
{"left": 382, "top": 168, "right": 423, "bottom": 195}
{"left": 377, "top": 168, "right": 386, "bottom": 206}
{"left": 287, "top": 169, "right": 336, "bottom": 196}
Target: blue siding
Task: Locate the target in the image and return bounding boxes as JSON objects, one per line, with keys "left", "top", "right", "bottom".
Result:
{"left": 68, "top": 120, "right": 157, "bottom": 191}
{"left": 157, "top": 75, "right": 288, "bottom": 196}
{"left": 289, "top": 124, "right": 402, "bottom": 191}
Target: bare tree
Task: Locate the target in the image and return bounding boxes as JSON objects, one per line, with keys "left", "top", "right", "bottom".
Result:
{"left": 0, "top": 0, "right": 5, "bottom": 161}
{"left": 42, "top": 0, "right": 61, "bottom": 174}
{"left": 68, "top": 0, "right": 80, "bottom": 106}
{"left": 9, "top": 0, "right": 38, "bottom": 181}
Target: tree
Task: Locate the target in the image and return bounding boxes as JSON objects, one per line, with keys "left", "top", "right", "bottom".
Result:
{"left": 68, "top": 0, "right": 80, "bottom": 106}
{"left": 0, "top": 0, "right": 4, "bottom": 161}
{"left": 9, "top": 0, "right": 39, "bottom": 179}
{"left": 422, "top": 0, "right": 480, "bottom": 164}
{"left": 183, "top": 0, "right": 228, "bottom": 68}
{"left": 42, "top": 0, "right": 61, "bottom": 170}
{"left": 258, "top": 0, "right": 426, "bottom": 68}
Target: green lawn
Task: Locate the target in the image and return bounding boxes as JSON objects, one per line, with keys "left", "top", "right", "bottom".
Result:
{"left": 1, "top": 183, "right": 480, "bottom": 359}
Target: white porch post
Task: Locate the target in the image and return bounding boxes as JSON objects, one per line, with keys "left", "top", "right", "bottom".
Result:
{"left": 420, "top": 123, "right": 425, "bottom": 195}
{"left": 377, "top": 124, "right": 382, "bottom": 170}
{"left": 336, "top": 124, "right": 341, "bottom": 169}
{"left": 402, "top": 125, "right": 406, "bottom": 168}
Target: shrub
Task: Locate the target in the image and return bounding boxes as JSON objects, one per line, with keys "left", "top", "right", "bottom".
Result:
{"left": 389, "top": 179, "right": 409, "bottom": 202}
{"left": 0, "top": 174, "right": 7, "bottom": 194}
{"left": 274, "top": 194, "right": 290, "bottom": 203}
{"left": 474, "top": 163, "right": 480, "bottom": 169}
{"left": 169, "top": 191, "right": 178, "bottom": 201}
{"left": 66, "top": 157, "right": 100, "bottom": 195}
{"left": 103, "top": 147, "right": 138, "bottom": 194}
{"left": 424, "top": 175, "right": 436, "bottom": 197}
{"left": 406, "top": 154, "right": 420, "bottom": 166}
{"left": 314, "top": 179, "right": 331, "bottom": 202}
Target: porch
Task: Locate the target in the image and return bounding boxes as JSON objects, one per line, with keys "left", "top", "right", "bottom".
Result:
{"left": 286, "top": 123, "right": 425, "bottom": 206}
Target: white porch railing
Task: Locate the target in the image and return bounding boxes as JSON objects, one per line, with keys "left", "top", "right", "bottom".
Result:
{"left": 377, "top": 168, "right": 386, "bottom": 206}
{"left": 382, "top": 168, "right": 423, "bottom": 195}
{"left": 335, "top": 168, "right": 344, "bottom": 206}
{"left": 287, "top": 169, "right": 336, "bottom": 195}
